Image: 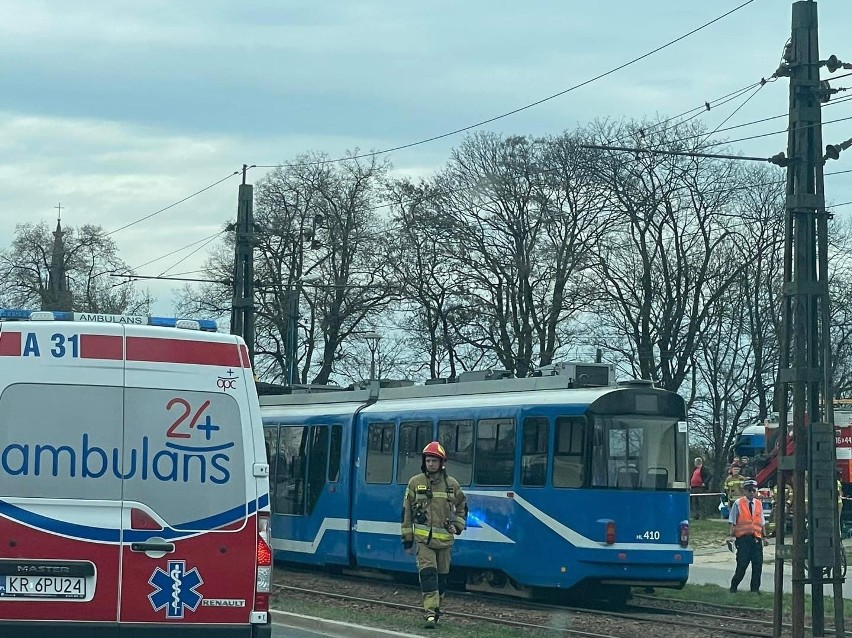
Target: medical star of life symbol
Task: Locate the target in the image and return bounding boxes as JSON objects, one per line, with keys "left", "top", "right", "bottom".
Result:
{"left": 148, "top": 560, "right": 204, "bottom": 619}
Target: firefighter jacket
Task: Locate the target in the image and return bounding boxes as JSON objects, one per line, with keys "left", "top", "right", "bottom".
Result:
{"left": 401, "top": 471, "right": 468, "bottom": 549}
{"left": 724, "top": 474, "right": 745, "bottom": 505}
{"left": 732, "top": 496, "right": 764, "bottom": 538}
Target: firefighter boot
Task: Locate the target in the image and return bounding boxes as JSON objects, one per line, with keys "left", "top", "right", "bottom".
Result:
{"left": 420, "top": 567, "right": 440, "bottom": 629}
{"left": 436, "top": 573, "right": 448, "bottom": 622}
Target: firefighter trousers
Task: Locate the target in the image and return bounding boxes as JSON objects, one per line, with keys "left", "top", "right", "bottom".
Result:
{"left": 415, "top": 542, "right": 451, "bottom": 616}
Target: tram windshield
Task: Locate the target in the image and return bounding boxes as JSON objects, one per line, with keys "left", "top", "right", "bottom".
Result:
{"left": 591, "top": 415, "right": 687, "bottom": 490}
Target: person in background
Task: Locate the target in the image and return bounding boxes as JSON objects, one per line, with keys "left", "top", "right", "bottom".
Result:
{"left": 728, "top": 479, "right": 768, "bottom": 593}
{"left": 728, "top": 456, "right": 741, "bottom": 475}
{"left": 739, "top": 456, "right": 753, "bottom": 478}
{"left": 690, "top": 457, "right": 710, "bottom": 519}
{"left": 401, "top": 441, "right": 468, "bottom": 629}
{"left": 724, "top": 465, "right": 745, "bottom": 508}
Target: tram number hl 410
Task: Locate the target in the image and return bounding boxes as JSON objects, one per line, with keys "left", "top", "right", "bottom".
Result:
{"left": 636, "top": 531, "right": 661, "bottom": 541}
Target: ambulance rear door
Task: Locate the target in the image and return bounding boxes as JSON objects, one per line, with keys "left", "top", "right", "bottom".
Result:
{"left": 0, "top": 322, "right": 125, "bottom": 627}
{"left": 119, "top": 328, "right": 259, "bottom": 631}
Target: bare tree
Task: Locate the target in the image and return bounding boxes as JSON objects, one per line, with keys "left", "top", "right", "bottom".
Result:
{"left": 586, "top": 119, "right": 749, "bottom": 393}
{"left": 178, "top": 153, "right": 398, "bottom": 384}
{"left": 426, "top": 132, "right": 611, "bottom": 377}
{"left": 385, "top": 178, "right": 486, "bottom": 379}
{"left": 0, "top": 221, "right": 151, "bottom": 314}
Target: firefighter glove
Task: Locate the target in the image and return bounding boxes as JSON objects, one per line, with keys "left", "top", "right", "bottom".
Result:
{"left": 403, "top": 540, "right": 413, "bottom": 550}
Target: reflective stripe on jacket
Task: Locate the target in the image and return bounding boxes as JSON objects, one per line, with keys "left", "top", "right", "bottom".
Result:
{"left": 733, "top": 497, "right": 763, "bottom": 538}
{"left": 401, "top": 471, "right": 467, "bottom": 549}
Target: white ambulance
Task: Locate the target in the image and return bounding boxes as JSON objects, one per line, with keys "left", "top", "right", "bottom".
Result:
{"left": 0, "top": 309, "right": 272, "bottom": 638}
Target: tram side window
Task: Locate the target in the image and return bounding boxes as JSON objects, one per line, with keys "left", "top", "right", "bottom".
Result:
{"left": 438, "top": 419, "right": 473, "bottom": 486}
{"left": 274, "top": 426, "right": 309, "bottom": 515}
{"left": 366, "top": 422, "right": 395, "bottom": 484}
{"left": 521, "top": 417, "right": 549, "bottom": 487}
{"left": 474, "top": 418, "right": 516, "bottom": 486}
{"left": 306, "top": 426, "right": 329, "bottom": 514}
{"left": 553, "top": 417, "right": 584, "bottom": 488}
{"left": 328, "top": 424, "right": 342, "bottom": 483}
{"left": 397, "top": 421, "right": 433, "bottom": 483}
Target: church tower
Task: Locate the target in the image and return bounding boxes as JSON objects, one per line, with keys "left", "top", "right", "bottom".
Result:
{"left": 42, "top": 207, "right": 73, "bottom": 312}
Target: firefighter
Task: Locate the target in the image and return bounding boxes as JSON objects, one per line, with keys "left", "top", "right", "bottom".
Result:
{"left": 401, "top": 441, "right": 468, "bottom": 629}
{"left": 724, "top": 465, "right": 745, "bottom": 508}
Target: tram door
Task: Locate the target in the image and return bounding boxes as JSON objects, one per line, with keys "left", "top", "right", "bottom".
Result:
{"left": 352, "top": 420, "right": 432, "bottom": 572}
{"left": 264, "top": 422, "right": 347, "bottom": 566}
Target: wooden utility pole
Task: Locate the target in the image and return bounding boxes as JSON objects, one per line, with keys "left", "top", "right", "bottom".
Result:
{"left": 230, "top": 164, "right": 256, "bottom": 366}
{"left": 773, "top": 2, "right": 845, "bottom": 637}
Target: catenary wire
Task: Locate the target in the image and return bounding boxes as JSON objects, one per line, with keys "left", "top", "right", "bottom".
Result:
{"left": 248, "top": 97, "right": 852, "bottom": 223}
{"left": 158, "top": 231, "right": 227, "bottom": 277}
{"left": 132, "top": 98, "right": 852, "bottom": 275}
{"left": 699, "top": 82, "right": 769, "bottom": 146}
{"left": 254, "top": 0, "right": 757, "bottom": 169}
{"left": 129, "top": 231, "right": 225, "bottom": 272}
{"left": 106, "top": 171, "right": 239, "bottom": 237}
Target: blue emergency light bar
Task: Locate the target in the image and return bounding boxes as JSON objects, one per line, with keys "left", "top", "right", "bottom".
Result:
{"left": 0, "top": 308, "right": 218, "bottom": 332}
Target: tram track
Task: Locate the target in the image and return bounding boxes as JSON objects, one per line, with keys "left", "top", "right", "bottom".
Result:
{"left": 631, "top": 593, "right": 841, "bottom": 636}
{"left": 277, "top": 583, "right": 617, "bottom": 637}
{"left": 274, "top": 573, "right": 775, "bottom": 637}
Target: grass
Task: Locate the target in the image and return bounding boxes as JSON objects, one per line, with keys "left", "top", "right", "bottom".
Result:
{"left": 647, "top": 583, "right": 852, "bottom": 615}
{"left": 271, "top": 594, "right": 557, "bottom": 637}
{"left": 688, "top": 517, "right": 730, "bottom": 549}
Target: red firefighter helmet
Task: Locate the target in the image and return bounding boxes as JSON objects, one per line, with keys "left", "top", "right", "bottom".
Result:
{"left": 422, "top": 441, "right": 447, "bottom": 461}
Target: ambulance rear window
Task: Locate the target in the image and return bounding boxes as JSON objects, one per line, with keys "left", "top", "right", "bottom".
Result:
{"left": 0, "top": 383, "right": 123, "bottom": 501}
{"left": 124, "top": 388, "right": 247, "bottom": 531}
{"left": 0, "top": 384, "right": 248, "bottom": 532}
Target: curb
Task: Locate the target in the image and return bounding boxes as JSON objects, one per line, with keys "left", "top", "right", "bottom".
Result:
{"left": 270, "top": 609, "right": 425, "bottom": 638}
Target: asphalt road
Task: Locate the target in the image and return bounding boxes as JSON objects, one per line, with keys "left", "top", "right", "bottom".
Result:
{"left": 272, "top": 622, "right": 332, "bottom": 638}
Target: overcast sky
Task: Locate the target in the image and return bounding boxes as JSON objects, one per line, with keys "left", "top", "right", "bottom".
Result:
{"left": 2, "top": 0, "right": 851, "bottom": 316}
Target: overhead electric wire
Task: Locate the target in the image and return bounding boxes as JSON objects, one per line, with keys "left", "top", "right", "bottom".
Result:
{"left": 703, "top": 112, "right": 852, "bottom": 149}
{"left": 254, "top": 0, "right": 757, "bottom": 169}
{"left": 106, "top": 171, "right": 240, "bottom": 237}
{"left": 129, "top": 231, "right": 225, "bottom": 272}
{"left": 699, "top": 82, "right": 769, "bottom": 145}
{"left": 158, "top": 231, "right": 226, "bottom": 277}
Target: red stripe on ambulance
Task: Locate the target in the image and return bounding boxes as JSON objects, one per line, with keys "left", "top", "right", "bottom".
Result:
{"left": 0, "top": 331, "right": 21, "bottom": 356}
{"left": 126, "top": 337, "right": 242, "bottom": 367}
{"left": 240, "top": 344, "right": 251, "bottom": 368}
{"left": 80, "top": 334, "right": 123, "bottom": 360}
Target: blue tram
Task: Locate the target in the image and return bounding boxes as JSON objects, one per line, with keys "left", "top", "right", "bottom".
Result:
{"left": 259, "top": 369, "right": 693, "bottom": 599}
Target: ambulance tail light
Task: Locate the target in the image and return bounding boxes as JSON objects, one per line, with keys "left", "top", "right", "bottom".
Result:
{"left": 679, "top": 522, "right": 690, "bottom": 548}
{"left": 255, "top": 513, "right": 272, "bottom": 611}
{"left": 605, "top": 521, "right": 616, "bottom": 545}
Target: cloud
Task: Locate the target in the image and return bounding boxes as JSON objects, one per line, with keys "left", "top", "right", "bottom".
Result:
{"left": 0, "top": 0, "right": 850, "bottom": 315}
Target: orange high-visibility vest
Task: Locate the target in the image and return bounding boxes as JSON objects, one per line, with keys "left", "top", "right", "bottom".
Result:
{"left": 733, "top": 497, "right": 763, "bottom": 538}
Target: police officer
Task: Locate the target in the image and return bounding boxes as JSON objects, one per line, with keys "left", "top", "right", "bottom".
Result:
{"left": 401, "top": 441, "right": 468, "bottom": 629}
{"left": 728, "top": 479, "right": 768, "bottom": 593}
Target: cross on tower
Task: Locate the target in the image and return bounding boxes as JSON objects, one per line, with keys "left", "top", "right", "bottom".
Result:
{"left": 54, "top": 202, "right": 63, "bottom": 222}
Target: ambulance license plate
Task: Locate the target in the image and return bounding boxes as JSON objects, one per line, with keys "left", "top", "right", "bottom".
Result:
{"left": 0, "top": 575, "right": 86, "bottom": 599}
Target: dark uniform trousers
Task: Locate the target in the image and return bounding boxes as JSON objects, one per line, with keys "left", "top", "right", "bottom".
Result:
{"left": 730, "top": 535, "right": 763, "bottom": 592}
